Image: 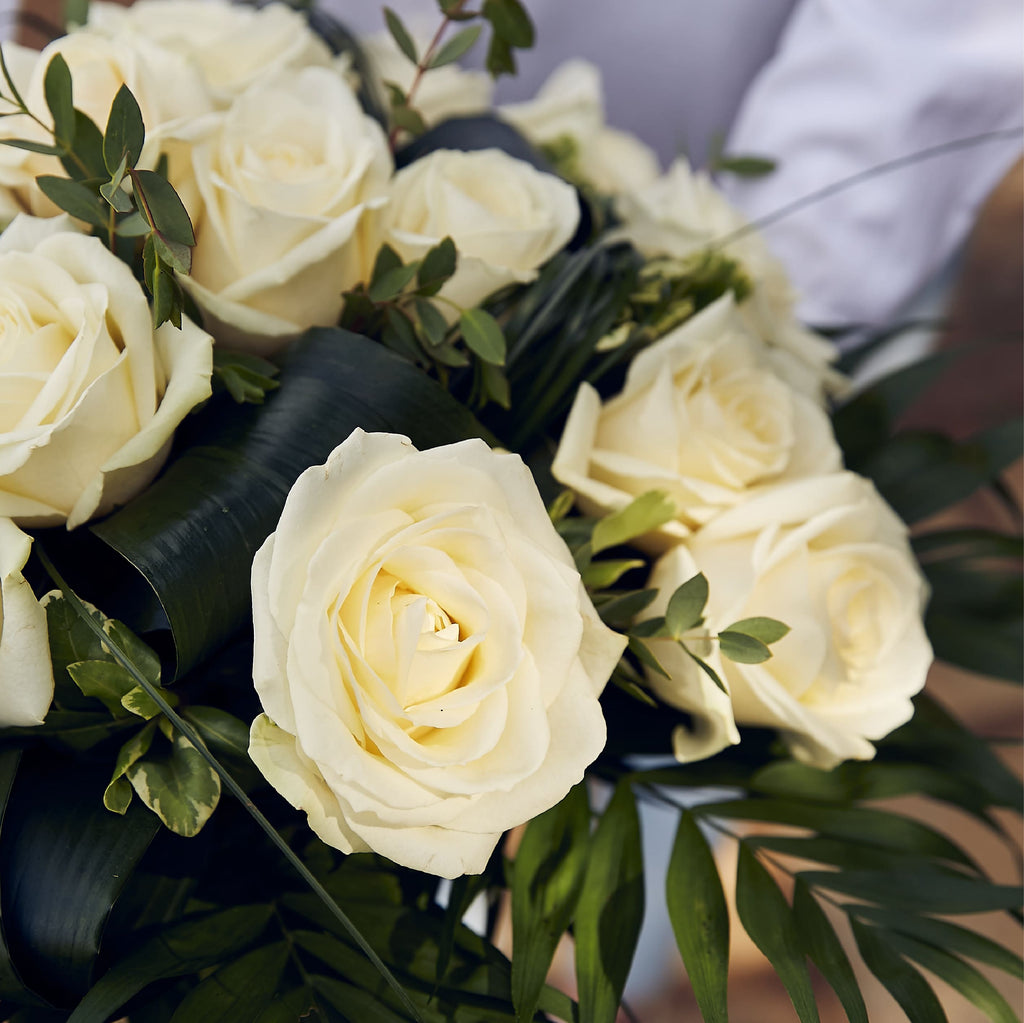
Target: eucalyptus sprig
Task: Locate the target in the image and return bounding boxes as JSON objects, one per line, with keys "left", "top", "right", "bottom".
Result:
{"left": 382, "top": 0, "right": 534, "bottom": 145}
{"left": 340, "top": 236, "right": 511, "bottom": 408}
{"left": 0, "top": 47, "right": 195, "bottom": 328}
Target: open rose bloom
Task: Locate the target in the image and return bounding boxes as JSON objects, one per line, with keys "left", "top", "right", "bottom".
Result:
{"left": 249, "top": 431, "right": 625, "bottom": 878}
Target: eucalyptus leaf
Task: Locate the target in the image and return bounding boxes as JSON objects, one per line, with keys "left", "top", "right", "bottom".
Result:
{"left": 427, "top": 26, "right": 481, "bottom": 69}
{"left": 369, "top": 263, "right": 420, "bottom": 303}
{"left": 460, "top": 308, "right": 506, "bottom": 365}
{"left": 664, "top": 572, "right": 708, "bottom": 638}
{"left": 35, "top": 176, "right": 107, "bottom": 228}
{"left": 581, "top": 558, "right": 645, "bottom": 590}
{"left": 718, "top": 630, "right": 772, "bottom": 664}
{"left": 416, "top": 236, "right": 456, "bottom": 295}
{"left": 61, "top": 109, "right": 106, "bottom": 181}
{"left": 725, "top": 616, "right": 790, "bottom": 644}
{"left": 666, "top": 811, "right": 729, "bottom": 1023}
{"left": 413, "top": 297, "right": 449, "bottom": 349}
{"left": 0, "top": 138, "right": 63, "bottom": 156}
{"left": 103, "top": 83, "right": 145, "bottom": 174}
{"left": 574, "top": 783, "right": 643, "bottom": 1023}
{"left": 383, "top": 8, "right": 417, "bottom": 64}
{"left": 43, "top": 54, "right": 74, "bottom": 146}
{"left": 132, "top": 168, "right": 194, "bottom": 246}
{"left": 735, "top": 845, "right": 819, "bottom": 1023}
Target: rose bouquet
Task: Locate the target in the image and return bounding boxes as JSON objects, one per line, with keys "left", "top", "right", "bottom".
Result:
{"left": 0, "top": 1, "right": 1020, "bottom": 1021}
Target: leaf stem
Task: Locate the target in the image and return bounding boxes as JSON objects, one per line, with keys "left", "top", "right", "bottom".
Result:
{"left": 35, "top": 545, "right": 425, "bottom": 1023}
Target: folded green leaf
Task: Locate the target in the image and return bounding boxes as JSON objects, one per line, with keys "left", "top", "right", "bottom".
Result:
{"left": 666, "top": 810, "right": 729, "bottom": 1023}
{"left": 735, "top": 845, "right": 819, "bottom": 1023}
{"left": 575, "top": 783, "right": 644, "bottom": 1023}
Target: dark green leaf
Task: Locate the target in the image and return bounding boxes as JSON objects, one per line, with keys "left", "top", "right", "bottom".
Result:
{"left": 103, "top": 83, "right": 145, "bottom": 174}
{"left": 416, "top": 236, "right": 456, "bottom": 295}
{"left": 664, "top": 572, "right": 708, "bottom": 638}
{"left": 791, "top": 881, "right": 867, "bottom": 1023}
{"left": 390, "top": 104, "right": 428, "bottom": 137}
{"left": 627, "top": 635, "right": 669, "bottom": 678}
{"left": 885, "top": 932, "right": 1019, "bottom": 1023}
{"left": 43, "top": 54, "right": 74, "bottom": 146}
{"left": 685, "top": 647, "right": 729, "bottom": 694}
{"left": 0, "top": 44, "right": 27, "bottom": 110}
{"left": 369, "top": 263, "right": 421, "bottom": 303}
{"left": 575, "top": 784, "right": 643, "bottom": 1023}
{"left": 800, "top": 869, "right": 1023, "bottom": 914}
{"left": 35, "top": 175, "right": 107, "bottom": 228}
{"left": 724, "top": 616, "right": 790, "bottom": 644}
{"left": 370, "top": 242, "right": 403, "bottom": 285}
{"left": 427, "top": 26, "right": 481, "bottom": 69}
{"left": 460, "top": 308, "right": 506, "bottom": 366}
{"left": 168, "top": 942, "right": 290, "bottom": 1023}
{"left": 735, "top": 845, "right": 819, "bottom": 1023}
{"left": 67, "top": 660, "right": 133, "bottom": 717}
{"left": 0, "top": 138, "right": 62, "bottom": 155}
{"left": 849, "top": 906, "right": 1024, "bottom": 978}
{"left": 132, "top": 168, "right": 194, "bottom": 245}
{"left": 212, "top": 350, "right": 280, "bottom": 405}
{"left": 628, "top": 616, "right": 666, "bottom": 639}
{"left": 0, "top": 752, "right": 159, "bottom": 1004}
{"left": 68, "top": 909, "right": 276, "bottom": 1019}
{"left": 154, "top": 232, "right": 191, "bottom": 275}
{"left": 593, "top": 588, "right": 659, "bottom": 626}
{"left": 412, "top": 297, "right": 449, "bottom": 348}
{"left": 478, "top": 357, "right": 511, "bottom": 408}
{"left": 485, "top": 33, "right": 515, "bottom": 77}
{"left": 851, "top": 920, "right": 948, "bottom": 1023}
{"left": 99, "top": 160, "right": 132, "bottom": 213}
{"left": 482, "top": 0, "right": 535, "bottom": 47}
{"left": 87, "top": 329, "right": 492, "bottom": 678}
{"left": 383, "top": 7, "right": 418, "bottom": 63}
{"left": 61, "top": 109, "right": 105, "bottom": 180}
{"left": 511, "top": 784, "right": 589, "bottom": 1023}
{"left": 666, "top": 811, "right": 728, "bottom": 1023}
{"left": 713, "top": 155, "right": 777, "bottom": 178}
{"left": 718, "top": 630, "right": 772, "bottom": 664}
{"left": 697, "top": 799, "right": 977, "bottom": 868}
{"left": 382, "top": 306, "right": 425, "bottom": 364}
{"left": 182, "top": 706, "right": 250, "bottom": 758}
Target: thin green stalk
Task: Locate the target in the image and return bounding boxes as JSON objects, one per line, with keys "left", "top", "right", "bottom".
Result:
{"left": 36, "top": 545, "right": 425, "bottom": 1023}
{"left": 712, "top": 127, "right": 1023, "bottom": 248}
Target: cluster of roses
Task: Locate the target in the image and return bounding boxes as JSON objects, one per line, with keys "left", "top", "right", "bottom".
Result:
{"left": 0, "top": 0, "right": 931, "bottom": 879}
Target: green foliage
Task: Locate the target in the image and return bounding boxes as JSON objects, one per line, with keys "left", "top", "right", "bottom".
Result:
{"left": 212, "top": 350, "right": 280, "bottom": 405}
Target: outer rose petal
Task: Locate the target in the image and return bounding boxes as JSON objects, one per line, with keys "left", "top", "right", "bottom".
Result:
{"left": 249, "top": 430, "right": 625, "bottom": 878}
{"left": 0, "top": 521, "right": 53, "bottom": 727}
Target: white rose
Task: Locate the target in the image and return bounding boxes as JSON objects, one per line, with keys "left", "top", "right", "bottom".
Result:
{"left": 552, "top": 295, "right": 842, "bottom": 551}
{"left": 0, "top": 520, "right": 53, "bottom": 728}
{"left": 86, "top": 0, "right": 336, "bottom": 106}
{"left": 0, "top": 43, "right": 37, "bottom": 223}
{"left": 381, "top": 148, "right": 580, "bottom": 314}
{"left": 614, "top": 158, "right": 843, "bottom": 399}
{"left": 0, "top": 215, "right": 213, "bottom": 528}
{"left": 179, "top": 66, "right": 391, "bottom": 355}
{"left": 500, "top": 60, "right": 660, "bottom": 196}
{"left": 0, "top": 29, "right": 213, "bottom": 217}
{"left": 363, "top": 29, "right": 493, "bottom": 128}
{"left": 249, "top": 430, "right": 625, "bottom": 878}
{"left": 646, "top": 473, "right": 932, "bottom": 769}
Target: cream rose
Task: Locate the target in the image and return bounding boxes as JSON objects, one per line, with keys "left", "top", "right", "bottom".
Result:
{"left": 363, "top": 28, "right": 493, "bottom": 128}
{"left": 380, "top": 148, "right": 580, "bottom": 315}
{"left": 614, "top": 158, "right": 843, "bottom": 399}
{"left": 249, "top": 430, "right": 625, "bottom": 878}
{"left": 0, "top": 29, "right": 213, "bottom": 218}
{"left": 552, "top": 295, "right": 842, "bottom": 551}
{"left": 500, "top": 60, "right": 660, "bottom": 196}
{"left": 85, "top": 0, "right": 335, "bottom": 106}
{"left": 179, "top": 66, "right": 391, "bottom": 354}
{"left": 0, "top": 520, "right": 53, "bottom": 727}
{"left": 0, "top": 215, "right": 213, "bottom": 528}
{"left": 646, "top": 473, "right": 932, "bottom": 769}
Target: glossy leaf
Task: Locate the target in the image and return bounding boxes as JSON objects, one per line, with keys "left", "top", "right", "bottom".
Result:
{"left": 86, "top": 329, "right": 491, "bottom": 678}
{"left": 666, "top": 810, "right": 728, "bottom": 1023}
{"left": 510, "top": 783, "right": 589, "bottom": 1023}
{"left": 0, "top": 753, "right": 159, "bottom": 1004}
{"left": 575, "top": 784, "right": 644, "bottom": 1023}
{"left": 792, "top": 881, "right": 867, "bottom": 1023}
{"left": 735, "top": 845, "right": 819, "bottom": 1023}
{"left": 182, "top": 707, "right": 250, "bottom": 758}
